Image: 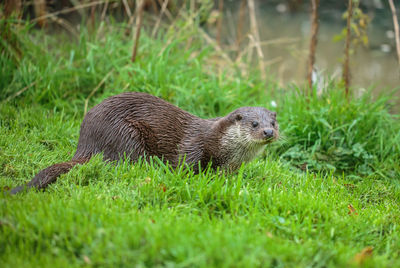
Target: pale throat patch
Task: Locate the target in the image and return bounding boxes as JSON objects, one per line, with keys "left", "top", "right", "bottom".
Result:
{"left": 221, "top": 123, "right": 266, "bottom": 166}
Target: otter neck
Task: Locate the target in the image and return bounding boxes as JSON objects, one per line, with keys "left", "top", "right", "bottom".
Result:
{"left": 217, "top": 121, "right": 266, "bottom": 170}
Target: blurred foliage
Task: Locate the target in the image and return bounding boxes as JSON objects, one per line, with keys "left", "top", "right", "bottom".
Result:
{"left": 333, "top": 0, "right": 371, "bottom": 50}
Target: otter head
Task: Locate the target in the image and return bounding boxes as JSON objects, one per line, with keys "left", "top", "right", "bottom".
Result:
{"left": 219, "top": 107, "right": 279, "bottom": 169}
{"left": 228, "top": 107, "right": 279, "bottom": 144}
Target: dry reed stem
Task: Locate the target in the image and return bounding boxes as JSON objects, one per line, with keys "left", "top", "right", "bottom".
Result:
{"left": 149, "top": 0, "right": 159, "bottom": 14}
{"left": 100, "top": 0, "right": 109, "bottom": 22}
{"left": 190, "top": 0, "right": 195, "bottom": 13}
{"left": 122, "top": 83, "right": 130, "bottom": 91}
{"left": 132, "top": 0, "right": 145, "bottom": 62}
{"left": 122, "top": 0, "right": 133, "bottom": 21}
{"left": 125, "top": 10, "right": 136, "bottom": 35}
{"left": 157, "top": 5, "right": 187, "bottom": 57}
{"left": 49, "top": 16, "right": 79, "bottom": 38}
{"left": 152, "top": 0, "right": 169, "bottom": 38}
{"left": 236, "top": 37, "right": 298, "bottom": 65}
{"left": 235, "top": 34, "right": 254, "bottom": 64}
{"left": 343, "top": 0, "right": 352, "bottom": 98}
{"left": 31, "top": 0, "right": 108, "bottom": 23}
{"left": 4, "top": 0, "right": 22, "bottom": 18}
{"left": 247, "top": 0, "right": 266, "bottom": 81}
{"left": 84, "top": 70, "right": 114, "bottom": 115}
{"left": 277, "top": 62, "right": 285, "bottom": 86}
{"left": 259, "top": 37, "right": 299, "bottom": 46}
{"left": 388, "top": 0, "right": 400, "bottom": 71}
{"left": 199, "top": 28, "right": 233, "bottom": 65}
{"left": 307, "top": 0, "right": 320, "bottom": 93}
{"left": 217, "top": 0, "right": 224, "bottom": 47}
{"left": 263, "top": 56, "right": 283, "bottom": 66}
{"left": 155, "top": 8, "right": 246, "bottom": 77}
{"left": 4, "top": 81, "right": 38, "bottom": 103}
{"left": 90, "top": 4, "right": 96, "bottom": 30}
{"left": 33, "top": 0, "right": 47, "bottom": 27}
{"left": 235, "top": 0, "right": 246, "bottom": 50}
{"left": 156, "top": 0, "right": 173, "bottom": 21}
{"left": 177, "top": 10, "right": 233, "bottom": 65}
{"left": 69, "top": 0, "right": 86, "bottom": 18}
{"left": 225, "top": 10, "right": 237, "bottom": 45}
{"left": 185, "top": 0, "right": 197, "bottom": 50}
{"left": 246, "top": 33, "right": 253, "bottom": 63}
{"left": 96, "top": 0, "right": 110, "bottom": 36}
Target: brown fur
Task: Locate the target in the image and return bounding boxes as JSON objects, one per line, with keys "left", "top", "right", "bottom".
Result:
{"left": 10, "top": 92, "right": 278, "bottom": 194}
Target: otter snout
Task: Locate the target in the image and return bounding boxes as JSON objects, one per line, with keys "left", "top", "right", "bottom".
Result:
{"left": 263, "top": 128, "right": 275, "bottom": 139}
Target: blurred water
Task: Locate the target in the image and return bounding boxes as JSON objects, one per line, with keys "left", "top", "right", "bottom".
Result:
{"left": 219, "top": 1, "right": 399, "bottom": 111}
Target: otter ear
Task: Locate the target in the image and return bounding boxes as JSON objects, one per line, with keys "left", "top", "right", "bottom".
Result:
{"left": 271, "top": 112, "right": 277, "bottom": 119}
{"left": 235, "top": 114, "right": 242, "bottom": 121}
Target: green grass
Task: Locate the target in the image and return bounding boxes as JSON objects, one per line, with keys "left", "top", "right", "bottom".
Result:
{"left": 1, "top": 18, "right": 400, "bottom": 267}
{"left": 273, "top": 88, "right": 400, "bottom": 177}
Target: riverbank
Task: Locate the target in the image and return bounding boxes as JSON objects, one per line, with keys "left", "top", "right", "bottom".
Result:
{"left": 1, "top": 21, "right": 399, "bottom": 267}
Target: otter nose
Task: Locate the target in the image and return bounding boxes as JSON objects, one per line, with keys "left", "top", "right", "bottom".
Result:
{"left": 263, "top": 129, "right": 274, "bottom": 139}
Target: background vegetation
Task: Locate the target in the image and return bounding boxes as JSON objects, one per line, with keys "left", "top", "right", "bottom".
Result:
{"left": 1, "top": 1, "right": 400, "bottom": 267}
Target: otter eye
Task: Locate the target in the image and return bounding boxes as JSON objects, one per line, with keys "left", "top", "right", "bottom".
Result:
{"left": 271, "top": 121, "right": 276, "bottom": 128}
{"left": 252, "top": 121, "right": 259, "bottom": 128}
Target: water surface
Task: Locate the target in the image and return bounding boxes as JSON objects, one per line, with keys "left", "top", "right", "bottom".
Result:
{"left": 220, "top": 1, "right": 399, "bottom": 110}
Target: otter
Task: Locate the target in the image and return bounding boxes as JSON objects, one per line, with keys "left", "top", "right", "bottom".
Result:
{"left": 10, "top": 92, "right": 279, "bottom": 194}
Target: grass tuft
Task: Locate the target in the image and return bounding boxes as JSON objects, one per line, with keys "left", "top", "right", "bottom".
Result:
{"left": 272, "top": 87, "right": 400, "bottom": 177}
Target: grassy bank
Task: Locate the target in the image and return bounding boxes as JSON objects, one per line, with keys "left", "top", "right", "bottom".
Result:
{"left": 1, "top": 18, "right": 400, "bottom": 267}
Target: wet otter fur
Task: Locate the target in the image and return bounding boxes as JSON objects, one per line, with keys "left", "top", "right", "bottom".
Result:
{"left": 10, "top": 92, "right": 279, "bottom": 194}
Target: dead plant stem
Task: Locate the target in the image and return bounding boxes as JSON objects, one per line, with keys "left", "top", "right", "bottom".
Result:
{"left": 84, "top": 70, "right": 113, "bottom": 115}
{"left": 388, "top": 0, "right": 400, "bottom": 72}
{"left": 152, "top": 0, "right": 169, "bottom": 37}
{"left": 31, "top": 0, "right": 108, "bottom": 23}
{"left": 217, "top": 0, "right": 224, "bottom": 47}
{"left": 235, "top": 0, "right": 246, "bottom": 51}
{"left": 307, "top": 0, "right": 319, "bottom": 94}
{"left": 132, "top": 0, "right": 145, "bottom": 62}
{"left": 247, "top": 0, "right": 266, "bottom": 81}
{"left": 343, "top": 0, "right": 353, "bottom": 98}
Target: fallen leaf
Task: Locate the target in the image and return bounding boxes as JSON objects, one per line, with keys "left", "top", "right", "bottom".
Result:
{"left": 353, "top": 246, "right": 373, "bottom": 265}
{"left": 0, "top": 219, "right": 15, "bottom": 230}
{"left": 348, "top": 204, "right": 358, "bottom": 215}
{"left": 112, "top": 195, "right": 120, "bottom": 200}
{"left": 266, "top": 232, "right": 273, "bottom": 238}
{"left": 160, "top": 184, "right": 166, "bottom": 192}
{"left": 300, "top": 163, "right": 307, "bottom": 171}
{"left": 83, "top": 255, "right": 91, "bottom": 264}
{"left": 344, "top": 183, "right": 356, "bottom": 189}
{"left": 2, "top": 186, "right": 11, "bottom": 191}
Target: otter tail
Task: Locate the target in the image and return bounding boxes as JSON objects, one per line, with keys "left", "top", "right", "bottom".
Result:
{"left": 9, "top": 158, "right": 89, "bottom": 194}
